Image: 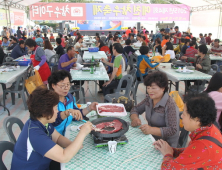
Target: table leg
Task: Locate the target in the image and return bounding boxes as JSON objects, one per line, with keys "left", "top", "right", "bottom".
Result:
{"left": 184, "top": 80, "right": 188, "bottom": 94}
{"left": 175, "top": 82, "right": 179, "bottom": 91}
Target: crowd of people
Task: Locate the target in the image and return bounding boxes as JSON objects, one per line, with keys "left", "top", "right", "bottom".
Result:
{"left": 0, "top": 24, "right": 222, "bottom": 169}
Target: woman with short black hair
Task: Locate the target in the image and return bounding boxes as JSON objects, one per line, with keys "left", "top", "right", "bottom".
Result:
{"left": 154, "top": 93, "right": 222, "bottom": 169}
{"left": 25, "top": 38, "right": 51, "bottom": 84}
{"left": 11, "top": 87, "right": 93, "bottom": 170}
{"left": 48, "top": 70, "right": 98, "bottom": 135}
{"left": 130, "top": 71, "right": 180, "bottom": 147}
{"left": 162, "top": 42, "right": 175, "bottom": 60}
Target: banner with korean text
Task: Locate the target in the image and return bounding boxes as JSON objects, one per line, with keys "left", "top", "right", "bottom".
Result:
{"left": 30, "top": 3, "right": 190, "bottom": 21}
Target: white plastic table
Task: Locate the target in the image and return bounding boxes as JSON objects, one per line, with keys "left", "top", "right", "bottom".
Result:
{"left": 70, "top": 66, "right": 109, "bottom": 102}
{"left": 209, "top": 54, "right": 222, "bottom": 61}
{"left": 61, "top": 106, "right": 163, "bottom": 170}
{"left": 157, "top": 63, "right": 212, "bottom": 92}
{"left": 0, "top": 66, "right": 29, "bottom": 84}
{"left": 83, "top": 51, "right": 107, "bottom": 60}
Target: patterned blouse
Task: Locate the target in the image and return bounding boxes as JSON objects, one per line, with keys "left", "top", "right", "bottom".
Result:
{"left": 161, "top": 125, "right": 222, "bottom": 169}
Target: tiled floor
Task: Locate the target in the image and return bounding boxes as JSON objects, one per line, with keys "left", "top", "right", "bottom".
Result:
{"left": 0, "top": 76, "right": 187, "bottom": 169}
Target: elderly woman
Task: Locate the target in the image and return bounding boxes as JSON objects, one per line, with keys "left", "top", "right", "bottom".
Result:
{"left": 11, "top": 87, "right": 93, "bottom": 170}
{"left": 205, "top": 72, "right": 222, "bottom": 128}
{"left": 48, "top": 70, "right": 97, "bottom": 135}
{"left": 154, "top": 93, "right": 222, "bottom": 169}
{"left": 25, "top": 38, "right": 51, "bottom": 84}
{"left": 130, "top": 71, "right": 180, "bottom": 147}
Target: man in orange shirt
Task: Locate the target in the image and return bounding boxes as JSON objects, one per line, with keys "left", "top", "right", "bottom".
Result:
{"left": 125, "top": 27, "right": 131, "bottom": 37}
{"left": 161, "top": 35, "right": 170, "bottom": 47}
{"left": 133, "top": 27, "right": 138, "bottom": 35}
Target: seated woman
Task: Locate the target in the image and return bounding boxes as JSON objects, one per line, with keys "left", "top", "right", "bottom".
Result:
{"left": 11, "top": 87, "right": 93, "bottom": 170}
{"left": 181, "top": 44, "right": 211, "bottom": 87}
{"left": 136, "top": 46, "right": 162, "bottom": 81}
{"left": 162, "top": 42, "right": 175, "bottom": 61}
{"left": 44, "top": 39, "right": 56, "bottom": 62}
{"left": 205, "top": 72, "right": 222, "bottom": 128}
{"left": 154, "top": 93, "right": 222, "bottom": 169}
{"left": 48, "top": 70, "right": 97, "bottom": 135}
{"left": 130, "top": 71, "right": 180, "bottom": 147}
{"left": 182, "top": 40, "right": 198, "bottom": 61}
{"left": 153, "top": 38, "right": 162, "bottom": 54}
{"left": 123, "top": 39, "right": 135, "bottom": 56}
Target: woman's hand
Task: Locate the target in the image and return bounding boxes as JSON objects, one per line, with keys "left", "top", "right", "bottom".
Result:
{"left": 89, "top": 102, "right": 98, "bottom": 111}
{"left": 153, "top": 139, "right": 174, "bottom": 156}
{"left": 79, "top": 121, "right": 93, "bottom": 136}
{"left": 69, "top": 109, "right": 83, "bottom": 120}
{"left": 139, "top": 124, "right": 152, "bottom": 135}
{"left": 131, "top": 117, "right": 141, "bottom": 127}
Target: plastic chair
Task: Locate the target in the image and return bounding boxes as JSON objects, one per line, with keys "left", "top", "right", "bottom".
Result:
{"left": 51, "top": 64, "right": 58, "bottom": 73}
{"left": 129, "top": 53, "right": 138, "bottom": 71}
{"left": 69, "top": 85, "right": 86, "bottom": 104}
{"left": 3, "top": 72, "right": 28, "bottom": 110}
{"left": 188, "top": 80, "right": 207, "bottom": 94}
{"left": 3, "top": 116, "right": 24, "bottom": 144}
{"left": 211, "top": 64, "right": 218, "bottom": 72}
{"left": 134, "top": 68, "right": 144, "bottom": 98}
{"left": 0, "top": 141, "right": 14, "bottom": 170}
{"left": 104, "top": 74, "right": 133, "bottom": 102}
{"left": 177, "top": 127, "right": 189, "bottom": 148}
{"left": 123, "top": 52, "right": 129, "bottom": 71}
{"left": 48, "top": 54, "right": 59, "bottom": 68}
{"left": 5, "top": 57, "right": 14, "bottom": 62}
{"left": 128, "top": 67, "right": 138, "bottom": 105}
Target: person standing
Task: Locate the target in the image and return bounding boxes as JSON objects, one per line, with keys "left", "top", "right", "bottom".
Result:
{"left": 205, "top": 33, "right": 213, "bottom": 45}
{"left": 1, "top": 27, "right": 7, "bottom": 38}
{"left": 165, "top": 25, "right": 170, "bottom": 34}
{"left": 25, "top": 39, "right": 51, "bottom": 84}
{"left": 133, "top": 27, "right": 138, "bottom": 35}
{"left": 17, "top": 27, "right": 22, "bottom": 39}
{"left": 173, "top": 26, "right": 181, "bottom": 44}
{"left": 198, "top": 33, "right": 206, "bottom": 45}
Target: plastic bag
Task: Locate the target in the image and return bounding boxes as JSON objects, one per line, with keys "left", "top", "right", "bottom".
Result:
{"left": 169, "top": 91, "right": 184, "bottom": 112}
{"left": 25, "top": 69, "right": 44, "bottom": 94}
{"left": 76, "top": 54, "right": 83, "bottom": 64}
{"left": 151, "top": 54, "right": 171, "bottom": 63}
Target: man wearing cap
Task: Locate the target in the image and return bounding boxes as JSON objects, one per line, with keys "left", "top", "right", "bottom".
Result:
{"left": 173, "top": 26, "right": 181, "bottom": 44}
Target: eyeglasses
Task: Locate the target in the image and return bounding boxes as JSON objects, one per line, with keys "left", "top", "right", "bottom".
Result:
{"left": 56, "top": 83, "right": 71, "bottom": 89}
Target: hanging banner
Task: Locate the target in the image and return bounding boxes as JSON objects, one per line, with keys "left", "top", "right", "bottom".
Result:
{"left": 0, "top": 9, "right": 7, "bottom": 26}
{"left": 30, "top": 3, "right": 86, "bottom": 21}
{"left": 30, "top": 3, "right": 190, "bottom": 21}
{"left": 14, "top": 12, "right": 25, "bottom": 25}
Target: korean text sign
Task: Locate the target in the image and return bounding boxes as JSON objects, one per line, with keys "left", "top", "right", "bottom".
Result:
{"left": 30, "top": 3, "right": 86, "bottom": 20}
{"left": 30, "top": 3, "right": 190, "bottom": 21}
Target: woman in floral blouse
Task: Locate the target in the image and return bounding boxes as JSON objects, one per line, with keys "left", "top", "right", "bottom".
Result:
{"left": 154, "top": 93, "right": 222, "bottom": 169}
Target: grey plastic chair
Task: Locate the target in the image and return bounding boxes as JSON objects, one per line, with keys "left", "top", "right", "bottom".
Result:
{"left": 48, "top": 54, "right": 59, "bottom": 68}
{"left": 178, "top": 127, "right": 189, "bottom": 148}
{"left": 3, "top": 116, "right": 24, "bottom": 144}
{"left": 188, "top": 80, "right": 207, "bottom": 94}
{"left": 0, "top": 141, "right": 14, "bottom": 170}
{"left": 123, "top": 52, "right": 129, "bottom": 71}
{"left": 5, "top": 57, "right": 14, "bottom": 62}
{"left": 128, "top": 67, "right": 137, "bottom": 105}
{"left": 3, "top": 72, "right": 28, "bottom": 110}
{"left": 104, "top": 74, "right": 133, "bottom": 102}
{"left": 129, "top": 54, "right": 138, "bottom": 71}
{"left": 211, "top": 64, "right": 218, "bottom": 73}
{"left": 134, "top": 68, "right": 144, "bottom": 95}
{"left": 69, "top": 85, "right": 86, "bottom": 104}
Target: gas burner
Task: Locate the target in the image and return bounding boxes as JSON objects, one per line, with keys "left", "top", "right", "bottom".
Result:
{"left": 92, "top": 134, "right": 128, "bottom": 148}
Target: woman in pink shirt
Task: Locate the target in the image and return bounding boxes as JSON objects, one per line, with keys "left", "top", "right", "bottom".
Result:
{"left": 205, "top": 72, "right": 222, "bottom": 128}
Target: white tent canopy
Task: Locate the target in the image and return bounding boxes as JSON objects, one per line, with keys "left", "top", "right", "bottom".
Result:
{"left": 0, "top": 0, "right": 41, "bottom": 7}
{"left": 176, "top": 0, "right": 222, "bottom": 8}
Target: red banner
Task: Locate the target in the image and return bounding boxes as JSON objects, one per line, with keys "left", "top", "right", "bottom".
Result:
{"left": 30, "top": 3, "right": 86, "bottom": 20}
{"left": 14, "top": 12, "right": 25, "bottom": 25}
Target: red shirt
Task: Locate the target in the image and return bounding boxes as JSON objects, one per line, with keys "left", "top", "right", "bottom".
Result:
{"left": 184, "top": 46, "right": 198, "bottom": 58}
{"left": 144, "top": 34, "right": 149, "bottom": 44}
{"left": 133, "top": 29, "right": 138, "bottom": 35}
{"left": 161, "top": 125, "right": 222, "bottom": 169}
{"left": 126, "top": 29, "right": 131, "bottom": 36}
{"left": 206, "top": 36, "right": 213, "bottom": 45}
{"left": 173, "top": 31, "right": 181, "bottom": 44}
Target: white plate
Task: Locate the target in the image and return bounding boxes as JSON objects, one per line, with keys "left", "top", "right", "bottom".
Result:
{"left": 96, "top": 103, "right": 127, "bottom": 117}
{"left": 175, "top": 69, "right": 194, "bottom": 74}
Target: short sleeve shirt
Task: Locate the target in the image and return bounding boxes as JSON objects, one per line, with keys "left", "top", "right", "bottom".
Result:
{"left": 58, "top": 53, "right": 75, "bottom": 72}
{"left": 113, "top": 54, "right": 123, "bottom": 79}
{"left": 11, "top": 119, "right": 56, "bottom": 170}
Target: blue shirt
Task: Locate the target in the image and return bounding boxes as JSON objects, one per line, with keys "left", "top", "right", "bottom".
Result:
{"left": 58, "top": 53, "right": 76, "bottom": 72}
{"left": 11, "top": 44, "right": 27, "bottom": 59}
{"left": 35, "top": 37, "right": 43, "bottom": 44}
{"left": 11, "top": 119, "right": 56, "bottom": 170}
{"left": 2, "top": 41, "right": 10, "bottom": 47}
